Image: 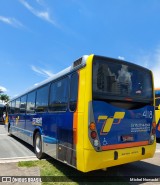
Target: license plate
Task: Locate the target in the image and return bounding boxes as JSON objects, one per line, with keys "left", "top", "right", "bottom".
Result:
{"left": 121, "top": 135, "right": 134, "bottom": 142}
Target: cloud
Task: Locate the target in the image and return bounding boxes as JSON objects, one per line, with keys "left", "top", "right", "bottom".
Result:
{"left": 118, "top": 56, "right": 125, "bottom": 60}
{"left": 19, "top": 0, "right": 57, "bottom": 26}
{"left": 150, "top": 48, "right": 160, "bottom": 88}
{"left": 137, "top": 47, "right": 160, "bottom": 88}
{"left": 31, "top": 65, "right": 54, "bottom": 78}
{"left": 0, "top": 16, "right": 24, "bottom": 28}
{"left": 0, "top": 86, "right": 7, "bottom": 93}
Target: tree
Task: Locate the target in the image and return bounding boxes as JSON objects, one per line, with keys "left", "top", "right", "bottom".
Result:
{"left": 0, "top": 94, "right": 10, "bottom": 103}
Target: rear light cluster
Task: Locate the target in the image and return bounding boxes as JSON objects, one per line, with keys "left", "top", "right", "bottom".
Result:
{"left": 150, "top": 122, "right": 156, "bottom": 144}
{"left": 89, "top": 122, "right": 99, "bottom": 147}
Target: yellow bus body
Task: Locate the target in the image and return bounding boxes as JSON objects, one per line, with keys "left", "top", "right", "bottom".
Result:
{"left": 76, "top": 55, "right": 156, "bottom": 172}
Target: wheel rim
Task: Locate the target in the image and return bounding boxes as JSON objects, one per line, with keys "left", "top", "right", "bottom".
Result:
{"left": 36, "top": 136, "right": 41, "bottom": 153}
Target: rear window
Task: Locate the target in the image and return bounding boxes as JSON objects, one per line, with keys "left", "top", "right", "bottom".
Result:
{"left": 93, "top": 56, "right": 153, "bottom": 103}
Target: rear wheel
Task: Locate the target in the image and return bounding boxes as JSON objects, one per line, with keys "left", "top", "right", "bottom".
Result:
{"left": 156, "top": 137, "right": 160, "bottom": 143}
{"left": 34, "top": 132, "right": 45, "bottom": 159}
{"left": 8, "top": 123, "right": 12, "bottom": 136}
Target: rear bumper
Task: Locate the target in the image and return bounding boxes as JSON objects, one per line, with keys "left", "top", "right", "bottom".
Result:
{"left": 78, "top": 141, "right": 156, "bottom": 172}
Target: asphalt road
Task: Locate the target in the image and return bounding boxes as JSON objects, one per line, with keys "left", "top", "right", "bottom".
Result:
{"left": 0, "top": 124, "right": 37, "bottom": 163}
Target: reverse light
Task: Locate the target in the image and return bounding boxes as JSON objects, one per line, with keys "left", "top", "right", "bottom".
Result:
{"left": 94, "top": 139, "right": 99, "bottom": 147}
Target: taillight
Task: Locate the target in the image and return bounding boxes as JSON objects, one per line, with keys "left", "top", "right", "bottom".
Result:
{"left": 152, "top": 128, "right": 156, "bottom": 135}
{"left": 89, "top": 122, "right": 96, "bottom": 130}
{"left": 91, "top": 131, "right": 97, "bottom": 139}
{"left": 89, "top": 122, "right": 101, "bottom": 151}
{"left": 149, "top": 122, "right": 156, "bottom": 144}
{"left": 152, "top": 122, "right": 156, "bottom": 128}
{"left": 152, "top": 122, "right": 156, "bottom": 134}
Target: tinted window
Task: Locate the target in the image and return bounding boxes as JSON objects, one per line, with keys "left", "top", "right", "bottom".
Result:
{"left": 8, "top": 102, "right": 11, "bottom": 114}
{"left": 26, "top": 91, "right": 36, "bottom": 113}
{"left": 49, "top": 77, "right": 69, "bottom": 111}
{"left": 15, "top": 98, "right": 20, "bottom": 113}
{"left": 11, "top": 101, "right": 15, "bottom": 114}
{"left": 69, "top": 73, "right": 78, "bottom": 111}
{"left": 93, "top": 57, "right": 153, "bottom": 102}
{"left": 36, "top": 84, "right": 49, "bottom": 112}
{"left": 20, "top": 95, "right": 27, "bottom": 113}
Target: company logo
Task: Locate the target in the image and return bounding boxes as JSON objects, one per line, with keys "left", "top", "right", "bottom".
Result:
{"left": 98, "top": 112, "right": 125, "bottom": 135}
{"left": 32, "top": 117, "right": 42, "bottom": 126}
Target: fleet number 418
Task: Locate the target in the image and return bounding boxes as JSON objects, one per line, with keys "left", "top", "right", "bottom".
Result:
{"left": 143, "top": 111, "right": 152, "bottom": 119}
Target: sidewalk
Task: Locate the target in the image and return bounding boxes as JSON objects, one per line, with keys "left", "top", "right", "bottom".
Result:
{"left": 0, "top": 123, "right": 7, "bottom": 135}
{"left": 0, "top": 163, "right": 41, "bottom": 185}
{"left": 0, "top": 125, "right": 41, "bottom": 185}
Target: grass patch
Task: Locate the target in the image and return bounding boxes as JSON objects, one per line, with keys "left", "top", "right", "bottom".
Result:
{"left": 18, "top": 158, "right": 130, "bottom": 185}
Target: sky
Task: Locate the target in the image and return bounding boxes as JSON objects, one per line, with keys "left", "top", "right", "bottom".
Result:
{"left": 0, "top": 0, "right": 160, "bottom": 98}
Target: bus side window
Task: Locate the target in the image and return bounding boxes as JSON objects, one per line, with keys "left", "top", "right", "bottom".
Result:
{"left": 11, "top": 101, "right": 15, "bottom": 114}
{"left": 20, "top": 95, "right": 27, "bottom": 113}
{"left": 15, "top": 98, "right": 20, "bottom": 114}
{"left": 36, "top": 84, "right": 49, "bottom": 112}
{"left": 69, "top": 73, "right": 78, "bottom": 111}
{"left": 8, "top": 102, "right": 11, "bottom": 114}
{"left": 26, "top": 91, "right": 36, "bottom": 113}
{"left": 49, "top": 77, "right": 69, "bottom": 112}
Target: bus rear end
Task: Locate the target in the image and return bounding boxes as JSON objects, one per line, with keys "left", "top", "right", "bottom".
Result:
{"left": 155, "top": 89, "right": 160, "bottom": 141}
{"left": 78, "top": 55, "right": 156, "bottom": 172}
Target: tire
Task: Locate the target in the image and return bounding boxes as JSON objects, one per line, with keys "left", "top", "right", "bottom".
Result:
{"left": 8, "top": 123, "right": 12, "bottom": 136}
{"left": 156, "top": 137, "right": 160, "bottom": 143}
{"left": 34, "top": 132, "right": 45, "bottom": 159}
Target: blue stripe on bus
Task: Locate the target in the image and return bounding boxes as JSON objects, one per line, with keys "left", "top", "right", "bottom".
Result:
{"left": 11, "top": 126, "right": 33, "bottom": 137}
{"left": 43, "top": 136, "right": 57, "bottom": 144}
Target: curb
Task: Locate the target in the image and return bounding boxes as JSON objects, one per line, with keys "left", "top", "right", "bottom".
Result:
{"left": 0, "top": 156, "right": 38, "bottom": 163}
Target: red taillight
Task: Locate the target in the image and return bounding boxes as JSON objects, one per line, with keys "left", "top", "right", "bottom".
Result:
{"left": 152, "top": 122, "right": 156, "bottom": 128}
{"left": 91, "top": 131, "right": 97, "bottom": 139}
{"left": 152, "top": 122, "right": 156, "bottom": 135}
{"left": 152, "top": 128, "right": 156, "bottom": 135}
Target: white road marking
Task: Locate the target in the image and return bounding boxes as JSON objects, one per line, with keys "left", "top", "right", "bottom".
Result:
{"left": 0, "top": 156, "right": 38, "bottom": 163}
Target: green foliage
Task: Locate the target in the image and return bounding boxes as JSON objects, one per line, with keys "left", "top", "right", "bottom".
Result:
{"left": 0, "top": 94, "right": 10, "bottom": 103}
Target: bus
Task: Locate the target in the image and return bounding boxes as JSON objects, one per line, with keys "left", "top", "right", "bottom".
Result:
{"left": 155, "top": 88, "right": 160, "bottom": 142}
{"left": 5, "top": 54, "right": 156, "bottom": 172}
{"left": 0, "top": 103, "right": 5, "bottom": 123}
